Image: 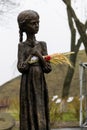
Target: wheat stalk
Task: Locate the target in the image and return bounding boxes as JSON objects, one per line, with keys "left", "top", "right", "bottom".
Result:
{"left": 28, "top": 52, "right": 74, "bottom": 67}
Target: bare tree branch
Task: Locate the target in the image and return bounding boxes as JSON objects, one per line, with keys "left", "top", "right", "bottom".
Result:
{"left": 62, "top": 0, "right": 87, "bottom": 54}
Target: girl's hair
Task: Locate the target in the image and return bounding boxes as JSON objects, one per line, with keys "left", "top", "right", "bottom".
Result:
{"left": 17, "top": 10, "right": 39, "bottom": 42}
{"left": 19, "top": 29, "right": 23, "bottom": 42}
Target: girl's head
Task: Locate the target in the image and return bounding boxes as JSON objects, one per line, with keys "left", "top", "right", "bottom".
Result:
{"left": 17, "top": 10, "right": 39, "bottom": 42}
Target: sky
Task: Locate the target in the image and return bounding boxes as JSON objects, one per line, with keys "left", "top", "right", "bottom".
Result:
{"left": 0, "top": 0, "right": 87, "bottom": 85}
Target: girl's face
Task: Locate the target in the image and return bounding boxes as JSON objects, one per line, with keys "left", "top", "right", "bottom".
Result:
{"left": 25, "top": 17, "right": 39, "bottom": 34}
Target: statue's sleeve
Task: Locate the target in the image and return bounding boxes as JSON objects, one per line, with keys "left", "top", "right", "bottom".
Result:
{"left": 40, "top": 42, "right": 52, "bottom": 73}
{"left": 17, "top": 43, "right": 29, "bottom": 73}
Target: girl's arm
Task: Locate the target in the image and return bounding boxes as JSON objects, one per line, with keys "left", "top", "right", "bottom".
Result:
{"left": 17, "top": 43, "right": 31, "bottom": 73}
{"left": 40, "top": 41, "right": 52, "bottom": 73}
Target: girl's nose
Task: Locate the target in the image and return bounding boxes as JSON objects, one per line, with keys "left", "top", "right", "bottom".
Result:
{"left": 35, "top": 22, "right": 39, "bottom": 27}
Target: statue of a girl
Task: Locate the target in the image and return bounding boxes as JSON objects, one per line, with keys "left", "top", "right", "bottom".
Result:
{"left": 17, "top": 10, "right": 52, "bottom": 130}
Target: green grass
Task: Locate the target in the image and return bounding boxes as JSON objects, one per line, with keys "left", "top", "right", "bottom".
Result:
{"left": 50, "top": 97, "right": 80, "bottom": 122}
{"left": 62, "top": 112, "right": 77, "bottom": 121}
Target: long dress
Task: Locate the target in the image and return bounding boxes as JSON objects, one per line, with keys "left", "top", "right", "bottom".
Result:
{"left": 17, "top": 40, "right": 52, "bottom": 130}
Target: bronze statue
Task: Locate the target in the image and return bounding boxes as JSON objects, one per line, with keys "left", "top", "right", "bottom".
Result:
{"left": 17, "top": 10, "right": 52, "bottom": 130}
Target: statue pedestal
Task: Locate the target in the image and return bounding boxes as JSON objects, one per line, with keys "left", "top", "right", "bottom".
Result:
{"left": 0, "top": 113, "right": 15, "bottom": 130}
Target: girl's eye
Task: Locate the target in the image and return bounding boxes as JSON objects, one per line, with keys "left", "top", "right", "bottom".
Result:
{"left": 32, "top": 22, "right": 39, "bottom": 25}
{"left": 30, "top": 21, "right": 39, "bottom": 25}
{"left": 33, "top": 22, "right": 36, "bottom": 25}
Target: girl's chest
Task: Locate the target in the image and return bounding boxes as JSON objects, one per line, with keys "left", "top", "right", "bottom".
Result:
{"left": 24, "top": 43, "right": 42, "bottom": 57}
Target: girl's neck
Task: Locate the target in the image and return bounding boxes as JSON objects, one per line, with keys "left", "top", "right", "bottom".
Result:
{"left": 25, "top": 33, "right": 36, "bottom": 47}
{"left": 26, "top": 33, "right": 36, "bottom": 42}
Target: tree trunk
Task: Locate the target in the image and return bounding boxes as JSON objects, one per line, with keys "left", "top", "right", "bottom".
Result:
{"left": 62, "top": 0, "right": 82, "bottom": 99}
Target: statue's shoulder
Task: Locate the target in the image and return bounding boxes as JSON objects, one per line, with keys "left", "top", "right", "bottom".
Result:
{"left": 18, "top": 42, "right": 24, "bottom": 46}
{"left": 18, "top": 42, "right": 25, "bottom": 48}
{"left": 18, "top": 42, "right": 25, "bottom": 52}
{"left": 38, "top": 41, "right": 47, "bottom": 53}
{"left": 39, "top": 41, "right": 47, "bottom": 49}
{"left": 39, "top": 41, "right": 46, "bottom": 46}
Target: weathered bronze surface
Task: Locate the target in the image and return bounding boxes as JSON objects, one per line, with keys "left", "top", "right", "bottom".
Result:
{"left": 17, "top": 10, "right": 52, "bottom": 130}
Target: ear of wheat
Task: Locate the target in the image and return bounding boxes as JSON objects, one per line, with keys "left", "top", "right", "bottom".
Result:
{"left": 28, "top": 52, "right": 74, "bottom": 67}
